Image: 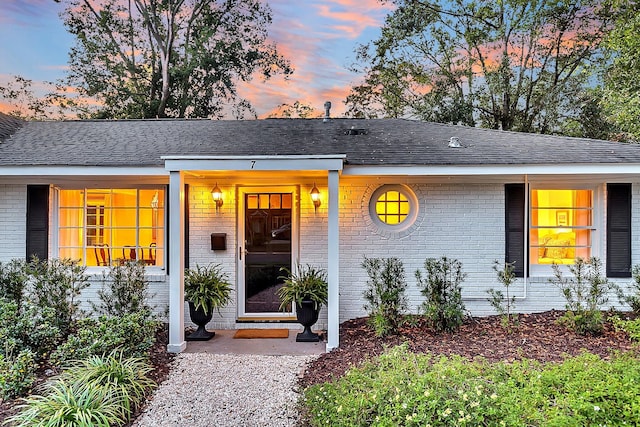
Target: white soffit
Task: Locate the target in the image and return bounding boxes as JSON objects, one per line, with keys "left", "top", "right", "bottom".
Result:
{"left": 163, "top": 155, "right": 346, "bottom": 172}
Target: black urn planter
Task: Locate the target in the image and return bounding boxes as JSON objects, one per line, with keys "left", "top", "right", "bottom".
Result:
{"left": 186, "top": 301, "right": 216, "bottom": 341}
{"left": 295, "top": 299, "right": 320, "bottom": 342}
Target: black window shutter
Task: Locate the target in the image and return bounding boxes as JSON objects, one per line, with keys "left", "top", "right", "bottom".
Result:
{"left": 26, "top": 185, "right": 49, "bottom": 261}
{"left": 607, "top": 183, "right": 632, "bottom": 278}
{"left": 505, "top": 184, "right": 526, "bottom": 277}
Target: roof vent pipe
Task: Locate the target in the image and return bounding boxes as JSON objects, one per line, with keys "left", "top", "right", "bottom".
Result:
{"left": 448, "top": 136, "right": 461, "bottom": 148}
{"left": 323, "top": 101, "right": 331, "bottom": 122}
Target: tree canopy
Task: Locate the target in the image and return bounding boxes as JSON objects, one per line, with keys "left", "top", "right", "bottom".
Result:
{"left": 599, "top": 0, "right": 640, "bottom": 141}
{"left": 57, "top": 0, "right": 292, "bottom": 119}
{"left": 346, "top": 0, "right": 616, "bottom": 135}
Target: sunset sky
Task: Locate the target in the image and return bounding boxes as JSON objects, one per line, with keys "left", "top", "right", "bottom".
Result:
{"left": 0, "top": 0, "right": 394, "bottom": 118}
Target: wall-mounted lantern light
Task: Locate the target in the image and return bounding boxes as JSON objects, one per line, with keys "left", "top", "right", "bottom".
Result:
{"left": 310, "top": 183, "right": 321, "bottom": 212}
{"left": 211, "top": 183, "right": 223, "bottom": 212}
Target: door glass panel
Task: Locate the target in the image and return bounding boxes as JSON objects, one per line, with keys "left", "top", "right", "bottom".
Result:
{"left": 244, "top": 193, "right": 292, "bottom": 314}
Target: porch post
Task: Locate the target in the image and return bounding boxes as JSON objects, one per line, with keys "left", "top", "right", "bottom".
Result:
{"left": 326, "top": 169, "right": 340, "bottom": 350}
{"left": 167, "top": 170, "right": 186, "bottom": 353}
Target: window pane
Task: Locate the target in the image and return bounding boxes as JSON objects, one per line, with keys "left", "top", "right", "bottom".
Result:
{"left": 59, "top": 188, "right": 164, "bottom": 267}
{"left": 376, "top": 191, "right": 410, "bottom": 225}
{"left": 530, "top": 189, "right": 593, "bottom": 265}
{"left": 247, "top": 195, "right": 258, "bottom": 209}
{"left": 282, "top": 194, "right": 292, "bottom": 209}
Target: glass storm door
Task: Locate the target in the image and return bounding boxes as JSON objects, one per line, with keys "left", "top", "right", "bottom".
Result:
{"left": 238, "top": 187, "right": 298, "bottom": 319}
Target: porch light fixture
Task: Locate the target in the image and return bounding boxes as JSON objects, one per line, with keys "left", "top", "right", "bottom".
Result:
{"left": 211, "top": 183, "right": 223, "bottom": 212}
{"left": 310, "top": 183, "right": 321, "bottom": 212}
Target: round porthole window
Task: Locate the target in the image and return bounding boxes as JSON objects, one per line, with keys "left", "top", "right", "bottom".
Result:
{"left": 369, "top": 184, "right": 418, "bottom": 231}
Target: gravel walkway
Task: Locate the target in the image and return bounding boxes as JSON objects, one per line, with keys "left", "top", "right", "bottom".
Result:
{"left": 132, "top": 353, "right": 318, "bottom": 427}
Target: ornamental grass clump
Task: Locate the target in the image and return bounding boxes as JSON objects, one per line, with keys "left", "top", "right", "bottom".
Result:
{"left": 6, "top": 381, "right": 125, "bottom": 427}
{"left": 361, "top": 257, "right": 408, "bottom": 337}
{"left": 6, "top": 352, "right": 155, "bottom": 427}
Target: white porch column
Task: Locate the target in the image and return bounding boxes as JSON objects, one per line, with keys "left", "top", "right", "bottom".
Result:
{"left": 167, "top": 171, "right": 186, "bottom": 353}
{"left": 326, "top": 169, "right": 340, "bottom": 351}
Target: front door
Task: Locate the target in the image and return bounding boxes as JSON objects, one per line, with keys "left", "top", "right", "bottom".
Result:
{"left": 238, "top": 186, "right": 298, "bottom": 319}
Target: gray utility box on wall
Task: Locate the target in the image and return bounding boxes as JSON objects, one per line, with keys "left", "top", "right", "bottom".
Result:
{"left": 211, "top": 233, "right": 226, "bottom": 251}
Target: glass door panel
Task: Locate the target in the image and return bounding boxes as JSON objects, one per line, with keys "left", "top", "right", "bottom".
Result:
{"left": 242, "top": 191, "right": 294, "bottom": 316}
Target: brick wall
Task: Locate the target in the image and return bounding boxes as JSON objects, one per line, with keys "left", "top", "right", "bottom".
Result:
{"left": 0, "top": 184, "right": 26, "bottom": 261}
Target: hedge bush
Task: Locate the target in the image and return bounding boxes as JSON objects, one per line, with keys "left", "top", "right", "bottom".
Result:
{"left": 50, "top": 312, "right": 158, "bottom": 367}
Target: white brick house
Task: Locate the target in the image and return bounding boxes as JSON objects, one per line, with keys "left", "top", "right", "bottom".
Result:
{"left": 1, "top": 112, "right": 639, "bottom": 353}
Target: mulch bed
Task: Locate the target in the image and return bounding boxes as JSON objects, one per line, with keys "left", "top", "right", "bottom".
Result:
{"left": 299, "top": 310, "right": 638, "bottom": 389}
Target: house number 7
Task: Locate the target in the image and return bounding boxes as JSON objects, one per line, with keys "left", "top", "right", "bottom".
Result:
{"left": 251, "top": 160, "right": 256, "bottom": 169}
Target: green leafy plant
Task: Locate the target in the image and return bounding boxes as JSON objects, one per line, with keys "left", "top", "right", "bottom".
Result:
{"left": 416, "top": 256, "right": 466, "bottom": 333}
{"left": 361, "top": 257, "right": 408, "bottom": 337}
{"left": 0, "top": 259, "right": 27, "bottom": 305}
{"left": 184, "top": 263, "right": 233, "bottom": 316}
{"left": 611, "top": 317, "right": 640, "bottom": 344}
{"left": 487, "top": 260, "right": 518, "bottom": 330}
{"left": 25, "top": 257, "right": 89, "bottom": 336}
{"left": 0, "top": 299, "right": 61, "bottom": 362}
{"left": 549, "top": 257, "right": 611, "bottom": 335}
{"left": 58, "top": 350, "right": 155, "bottom": 419}
{"left": 0, "top": 345, "right": 36, "bottom": 400}
{"left": 278, "top": 264, "right": 328, "bottom": 311}
{"left": 616, "top": 264, "right": 640, "bottom": 313}
{"left": 50, "top": 312, "right": 158, "bottom": 367}
{"left": 303, "top": 345, "right": 640, "bottom": 427}
{"left": 91, "top": 260, "right": 155, "bottom": 317}
{"left": 6, "top": 380, "right": 125, "bottom": 427}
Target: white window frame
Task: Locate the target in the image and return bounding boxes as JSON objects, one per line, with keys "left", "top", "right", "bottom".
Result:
{"left": 368, "top": 184, "right": 419, "bottom": 232}
{"left": 527, "top": 183, "right": 603, "bottom": 277}
{"left": 53, "top": 186, "right": 166, "bottom": 271}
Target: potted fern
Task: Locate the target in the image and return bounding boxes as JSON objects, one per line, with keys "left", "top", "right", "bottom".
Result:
{"left": 278, "top": 264, "right": 328, "bottom": 342}
{"left": 184, "top": 263, "right": 232, "bottom": 341}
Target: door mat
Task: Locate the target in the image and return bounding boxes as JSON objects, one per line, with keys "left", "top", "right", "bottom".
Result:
{"left": 233, "top": 329, "right": 290, "bottom": 339}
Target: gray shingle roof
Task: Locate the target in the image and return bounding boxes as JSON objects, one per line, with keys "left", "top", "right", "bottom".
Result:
{"left": 0, "top": 118, "right": 639, "bottom": 168}
{"left": 0, "top": 112, "right": 24, "bottom": 143}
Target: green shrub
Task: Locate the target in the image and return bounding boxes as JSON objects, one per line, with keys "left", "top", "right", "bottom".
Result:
{"left": 612, "top": 317, "right": 640, "bottom": 343}
{"left": 303, "top": 345, "right": 640, "bottom": 426}
{"left": 58, "top": 350, "right": 155, "bottom": 419}
{"left": 0, "top": 259, "right": 27, "bottom": 305}
{"left": 91, "top": 260, "right": 155, "bottom": 317}
{"left": 487, "top": 260, "right": 518, "bottom": 330}
{"left": 415, "top": 256, "right": 466, "bottom": 332}
{"left": 50, "top": 312, "right": 158, "bottom": 367}
{"left": 549, "top": 257, "right": 610, "bottom": 335}
{"left": 617, "top": 264, "right": 640, "bottom": 313}
{"left": 25, "top": 257, "right": 89, "bottom": 336}
{"left": 0, "top": 298, "right": 62, "bottom": 361}
{"left": 0, "top": 346, "right": 37, "bottom": 400}
{"left": 6, "top": 380, "right": 125, "bottom": 427}
{"left": 362, "top": 257, "right": 408, "bottom": 337}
